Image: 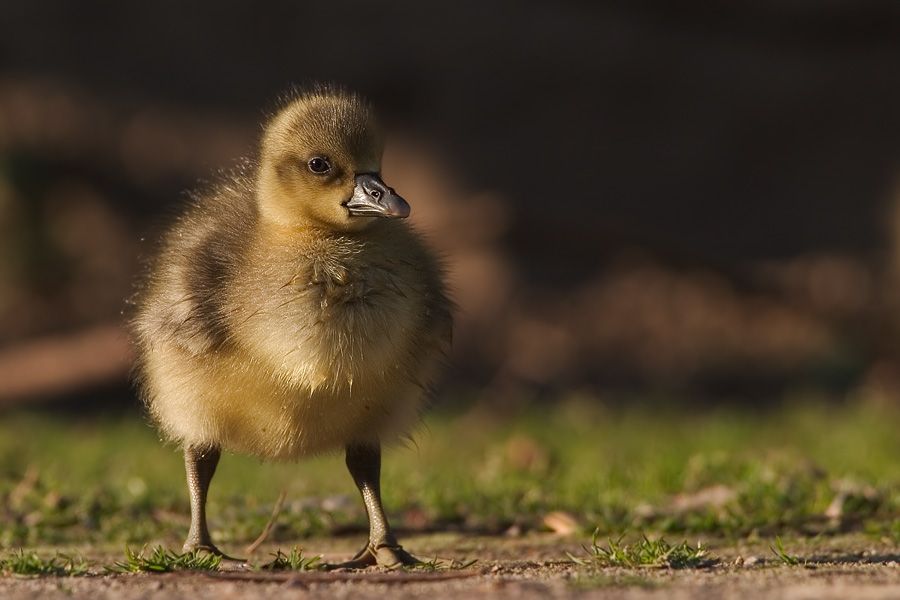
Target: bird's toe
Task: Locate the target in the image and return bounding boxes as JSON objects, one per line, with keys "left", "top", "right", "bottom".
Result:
{"left": 323, "top": 544, "right": 420, "bottom": 570}
{"left": 374, "top": 544, "right": 420, "bottom": 567}
{"left": 183, "top": 541, "right": 244, "bottom": 564}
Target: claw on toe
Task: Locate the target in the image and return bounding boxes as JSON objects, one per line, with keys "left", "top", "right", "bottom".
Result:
{"left": 324, "top": 544, "right": 421, "bottom": 570}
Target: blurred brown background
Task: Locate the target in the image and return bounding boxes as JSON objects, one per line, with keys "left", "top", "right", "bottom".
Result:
{"left": 2, "top": 0, "right": 900, "bottom": 410}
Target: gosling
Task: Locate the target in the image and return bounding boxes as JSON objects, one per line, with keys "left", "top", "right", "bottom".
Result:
{"left": 132, "top": 85, "right": 451, "bottom": 568}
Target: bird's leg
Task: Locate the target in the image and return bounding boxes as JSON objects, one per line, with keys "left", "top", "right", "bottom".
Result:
{"left": 325, "top": 443, "right": 420, "bottom": 569}
{"left": 183, "top": 444, "right": 228, "bottom": 556}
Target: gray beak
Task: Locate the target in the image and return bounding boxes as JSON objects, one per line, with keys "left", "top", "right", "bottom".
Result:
{"left": 345, "top": 173, "right": 410, "bottom": 219}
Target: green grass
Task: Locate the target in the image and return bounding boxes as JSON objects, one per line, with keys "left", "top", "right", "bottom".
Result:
{"left": 0, "top": 394, "right": 898, "bottom": 554}
{"left": 261, "top": 547, "right": 321, "bottom": 571}
{"left": 1, "top": 550, "right": 92, "bottom": 577}
{"left": 769, "top": 536, "right": 805, "bottom": 566}
{"left": 570, "top": 531, "right": 710, "bottom": 569}
{"left": 106, "top": 545, "right": 221, "bottom": 573}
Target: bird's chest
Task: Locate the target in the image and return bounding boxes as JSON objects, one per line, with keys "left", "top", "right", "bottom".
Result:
{"left": 296, "top": 251, "right": 411, "bottom": 323}
{"left": 310, "top": 260, "right": 375, "bottom": 311}
{"left": 247, "top": 249, "right": 422, "bottom": 389}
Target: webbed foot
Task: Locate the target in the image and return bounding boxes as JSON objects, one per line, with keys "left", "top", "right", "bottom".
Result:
{"left": 182, "top": 540, "right": 243, "bottom": 564}
{"left": 324, "top": 543, "right": 420, "bottom": 570}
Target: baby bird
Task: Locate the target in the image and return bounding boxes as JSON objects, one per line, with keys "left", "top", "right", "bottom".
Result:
{"left": 132, "top": 86, "right": 451, "bottom": 568}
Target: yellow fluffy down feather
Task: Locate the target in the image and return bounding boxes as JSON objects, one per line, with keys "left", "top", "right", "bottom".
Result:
{"left": 132, "top": 87, "right": 452, "bottom": 461}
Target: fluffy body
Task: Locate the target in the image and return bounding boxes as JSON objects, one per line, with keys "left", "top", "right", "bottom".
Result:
{"left": 132, "top": 90, "right": 451, "bottom": 462}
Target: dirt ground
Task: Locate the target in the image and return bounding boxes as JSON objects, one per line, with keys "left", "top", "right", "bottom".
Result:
{"left": 4, "top": 532, "right": 900, "bottom": 599}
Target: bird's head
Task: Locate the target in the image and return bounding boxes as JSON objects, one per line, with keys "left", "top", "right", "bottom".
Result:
{"left": 256, "top": 87, "right": 409, "bottom": 232}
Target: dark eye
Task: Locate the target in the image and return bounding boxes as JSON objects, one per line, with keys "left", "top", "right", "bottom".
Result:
{"left": 307, "top": 157, "right": 331, "bottom": 174}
